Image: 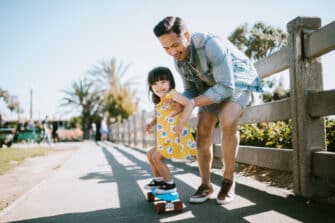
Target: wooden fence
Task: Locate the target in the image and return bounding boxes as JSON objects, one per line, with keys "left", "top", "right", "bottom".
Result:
{"left": 109, "top": 17, "right": 335, "bottom": 198}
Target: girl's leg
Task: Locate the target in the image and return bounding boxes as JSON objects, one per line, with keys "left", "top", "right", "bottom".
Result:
{"left": 147, "top": 147, "right": 160, "bottom": 177}
{"left": 152, "top": 151, "right": 172, "bottom": 182}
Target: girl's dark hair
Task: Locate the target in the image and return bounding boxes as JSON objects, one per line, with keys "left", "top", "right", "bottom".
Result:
{"left": 153, "top": 16, "right": 188, "bottom": 37}
{"left": 148, "top": 66, "right": 175, "bottom": 104}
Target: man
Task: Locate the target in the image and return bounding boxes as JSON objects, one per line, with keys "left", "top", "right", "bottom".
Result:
{"left": 153, "top": 16, "right": 263, "bottom": 204}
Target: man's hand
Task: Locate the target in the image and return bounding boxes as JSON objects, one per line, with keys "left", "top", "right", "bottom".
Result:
{"left": 175, "top": 122, "right": 184, "bottom": 138}
{"left": 166, "top": 99, "right": 183, "bottom": 117}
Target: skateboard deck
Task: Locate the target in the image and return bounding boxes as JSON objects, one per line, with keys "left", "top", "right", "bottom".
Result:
{"left": 147, "top": 188, "right": 183, "bottom": 214}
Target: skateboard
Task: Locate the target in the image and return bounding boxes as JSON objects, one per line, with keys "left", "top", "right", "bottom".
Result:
{"left": 147, "top": 188, "right": 183, "bottom": 214}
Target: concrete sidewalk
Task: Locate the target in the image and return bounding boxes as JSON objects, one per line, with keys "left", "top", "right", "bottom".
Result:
{"left": 0, "top": 141, "right": 334, "bottom": 223}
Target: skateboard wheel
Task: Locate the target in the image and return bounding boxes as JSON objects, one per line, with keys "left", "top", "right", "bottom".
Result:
{"left": 155, "top": 203, "right": 166, "bottom": 214}
{"left": 173, "top": 201, "right": 183, "bottom": 213}
{"left": 147, "top": 192, "right": 155, "bottom": 202}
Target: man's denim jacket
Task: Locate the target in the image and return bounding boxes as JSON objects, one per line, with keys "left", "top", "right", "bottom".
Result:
{"left": 174, "top": 32, "right": 263, "bottom": 103}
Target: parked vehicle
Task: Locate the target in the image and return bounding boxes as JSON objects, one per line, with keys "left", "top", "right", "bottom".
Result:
{"left": 0, "top": 128, "right": 16, "bottom": 148}
{"left": 16, "top": 128, "right": 43, "bottom": 144}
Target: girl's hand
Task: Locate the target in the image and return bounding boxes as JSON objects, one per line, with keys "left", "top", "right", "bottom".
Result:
{"left": 144, "top": 123, "right": 152, "bottom": 133}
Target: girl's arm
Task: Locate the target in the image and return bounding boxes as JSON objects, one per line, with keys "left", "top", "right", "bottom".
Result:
{"left": 172, "top": 93, "right": 195, "bottom": 136}
{"left": 144, "top": 117, "right": 157, "bottom": 133}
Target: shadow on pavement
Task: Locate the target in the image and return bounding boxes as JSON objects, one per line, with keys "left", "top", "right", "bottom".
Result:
{"left": 8, "top": 142, "right": 335, "bottom": 223}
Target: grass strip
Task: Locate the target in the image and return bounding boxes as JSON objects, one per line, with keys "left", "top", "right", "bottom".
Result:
{"left": 0, "top": 147, "right": 53, "bottom": 175}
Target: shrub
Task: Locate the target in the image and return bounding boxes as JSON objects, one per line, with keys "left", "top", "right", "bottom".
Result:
{"left": 239, "top": 120, "right": 292, "bottom": 148}
{"left": 326, "top": 118, "right": 335, "bottom": 152}
{"left": 239, "top": 118, "right": 334, "bottom": 150}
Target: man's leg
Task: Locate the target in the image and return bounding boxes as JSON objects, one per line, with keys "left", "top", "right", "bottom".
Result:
{"left": 217, "top": 102, "right": 243, "bottom": 204}
{"left": 220, "top": 102, "right": 242, "bottom": 180}
{"left": 196, "top": 112, "right": 218, "bottom": 185}
{"left": 189, "top": 112, "right": 217, "bottom": 203}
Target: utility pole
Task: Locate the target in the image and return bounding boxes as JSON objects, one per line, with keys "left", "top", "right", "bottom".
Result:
{"left": 30, "top": 88, "right": 33, "bottom": 121}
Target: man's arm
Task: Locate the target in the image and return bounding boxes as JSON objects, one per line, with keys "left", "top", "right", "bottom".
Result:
{"left": 171, "top": 92, "right": 194, "bottom": 137}
{"left": 193, "top": 94, "right": 214, "bottom": 107}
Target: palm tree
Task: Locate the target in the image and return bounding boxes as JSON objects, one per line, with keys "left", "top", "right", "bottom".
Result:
{"left": 87, "top": 58, "right": 138, "bottom": 122}
{"left": 0, "top": 88, "right": 23, "bottom": 125}
{"left": 61, "top": 78, "right": 103, "bottom": 139}
{"left": 229, "top": 22, "right": 288, "bottom": 61}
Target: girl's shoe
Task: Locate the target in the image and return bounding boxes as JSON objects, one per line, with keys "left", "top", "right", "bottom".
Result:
{"left": 144, "top": 179, "right": 164, "bottom": 190}
{"left": 155, "top": 182, "right": 177, "bottom": 194}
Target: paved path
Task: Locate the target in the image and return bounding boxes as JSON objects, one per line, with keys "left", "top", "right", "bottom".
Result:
{"left": 0, "top": 142, "right": 334, "bottom": 223}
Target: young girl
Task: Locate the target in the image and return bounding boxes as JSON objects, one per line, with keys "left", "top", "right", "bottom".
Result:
{"left": 144, "top": 66, "right": 197, "bottom": 194}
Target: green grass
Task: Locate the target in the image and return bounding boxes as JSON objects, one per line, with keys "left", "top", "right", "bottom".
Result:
{"left": 0, "top": 147, "right": 53, "bottom": 175}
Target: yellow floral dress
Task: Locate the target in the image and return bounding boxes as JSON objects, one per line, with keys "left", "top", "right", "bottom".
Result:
{"left": 155, "top": 89, "right": 197, "bottom": 160}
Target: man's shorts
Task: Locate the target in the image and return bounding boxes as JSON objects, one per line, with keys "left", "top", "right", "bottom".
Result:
{"left": 198, "top": 89, "right": 251, "bottom": 118}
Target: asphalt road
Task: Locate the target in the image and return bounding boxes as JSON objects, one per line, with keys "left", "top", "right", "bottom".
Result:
{"left": 0, "top": 141, "right": 334, "bottom": 223}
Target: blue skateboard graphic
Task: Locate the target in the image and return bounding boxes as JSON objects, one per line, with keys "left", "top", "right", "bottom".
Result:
{"left": 147, "top": 188, "right": 183, "bottom": 214}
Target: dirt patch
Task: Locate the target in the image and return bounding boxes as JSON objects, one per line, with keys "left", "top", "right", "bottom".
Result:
{"left": 0, "top": 144, "right": 79, "bottom": 211}
{"left": 211, "top": 157, "right": 293, "bottom": 190}
{"left": 235, "top": 163, "right": 293, "bottom": 190}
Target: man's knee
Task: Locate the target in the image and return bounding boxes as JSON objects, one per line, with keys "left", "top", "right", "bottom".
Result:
{"left": 197, "top": 122, "right": 214, "bottom": 139}
{"left": 198, "top": 146, "right": 212, "bottom": 160}
{"left": 220, "top": 113, "right": 240, "bottom": 135}
{"left": 221, "top": 122, "right": 238, "bottom": 134}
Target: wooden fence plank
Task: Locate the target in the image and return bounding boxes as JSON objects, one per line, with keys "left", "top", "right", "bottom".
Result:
{"left": 214, "top": 145, "right": 292, "bottom": 171}
{"left": 305, "top": 21, "right": 335, "bottom": 58}
{"left": 308, "top": 89, "right": 335, "bottom": 117}
{"left": 312, "top": 151, "right": 335, "bottom": 178}
{"left": 254, "top": 46, "right": 289, "bottom": 79}
{"left": 239, "top": 98, "right": 290, "bottom": 124}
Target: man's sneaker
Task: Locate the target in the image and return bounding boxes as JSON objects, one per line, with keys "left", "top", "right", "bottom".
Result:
{"left": 216, "top": 179, "right": 235, "bottom": 205}
{"left": 144, "top": 179, "right": 164, "bottom": 190}
{"left": 189, "top": 183, "right": 214, "bottom": 203}
{"left": 155, "top": 182, "right": 177, "bottom": 194}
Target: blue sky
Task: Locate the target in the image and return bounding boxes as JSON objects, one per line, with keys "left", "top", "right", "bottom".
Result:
{"left": 0, "top": 0, "right": 334, "bottom": 121}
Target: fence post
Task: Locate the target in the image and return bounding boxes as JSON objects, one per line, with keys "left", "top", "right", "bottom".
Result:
{"left": 120, "top": 121, "right": 124, "bottom": 144}
{"left": 211, "top": 128, "right": 223, "bottom": 169}
{"left": 109, "top": 124, "right": 114, "bottom": 142}
{"left": 116, "top": 122, "right": 120, "bottom": 143}
{"left": 133, "top": 114, "right": 137, "bottom": 146}
{"left": 287, "top": 17, "right": 327, "bottom": 197}
{"left": 124, "top": 120, "right": 128, "bottom": 145}
{"left": 127, "top": 118, "right": 131, "bottom": 145}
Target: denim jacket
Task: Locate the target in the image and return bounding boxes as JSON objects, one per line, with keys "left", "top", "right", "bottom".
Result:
{"left": 174, "top": 32, "right": 263, "bottom": 103}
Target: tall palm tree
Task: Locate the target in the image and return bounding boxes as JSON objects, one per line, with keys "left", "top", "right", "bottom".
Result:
{"left": 88, "top": 58, "right": 133, "bottom": 92}
{"left": 87, "top": 58, "right": 138, "bottom": 122}
{"left": 229, "top": 22, "right": 288, "bottom": 61}
{"left": 0, "top": 88, "right": 23, "bottom": 125}
{"left": 61, "top": 78, "right": 103, "bottom": 139}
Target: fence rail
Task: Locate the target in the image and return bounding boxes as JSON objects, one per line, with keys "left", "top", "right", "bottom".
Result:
{"left": 110, "top": 17, "right": 335, "bottom": 198}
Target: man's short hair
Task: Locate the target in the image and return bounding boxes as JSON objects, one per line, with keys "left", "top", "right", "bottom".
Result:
{"left": 153, "top": 16, "right": 188, "bottom": 37}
